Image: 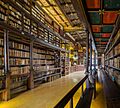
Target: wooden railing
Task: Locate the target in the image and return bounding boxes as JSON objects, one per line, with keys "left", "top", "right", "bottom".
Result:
{"left": 54, "top": 75, "right": 88, "bottom": 108}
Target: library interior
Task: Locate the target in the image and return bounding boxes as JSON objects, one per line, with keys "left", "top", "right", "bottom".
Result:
{"left": 0, "top": 0, "right": 120, "bottom": 108}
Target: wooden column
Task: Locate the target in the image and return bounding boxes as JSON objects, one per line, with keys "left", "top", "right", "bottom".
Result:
{"left": 59, "top": 51, "right": 62, "bottom": 77}
{"left": 28, "top": 41, "right": 34, "bottom": 89}
{"left": 86, "top": 31, "right": 90, "bottom": 89}
{"left": 93, "top": 50, "right": 97, "bottom": 99}
{"left": 94, "top": 51, "right": 96, "bottom": 71}
{"left": 4, "top": 29, "right": 10, "bottom": 101}
{"left": 86, "top": 30, "right": 89, "bottom": 73}
{"left": 90, "top": 38, "right": 92, "bottom": 75}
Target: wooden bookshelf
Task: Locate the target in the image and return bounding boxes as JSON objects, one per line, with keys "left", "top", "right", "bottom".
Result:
{"left": 0, "top": 0, "right": 68, "bottom": 100}
{"left": 9, "top": 39, "right": 30, "bottom": 95}
{"left": 32, "top": 46, "right": 62, "bottom": 87}
{"left": 0, "top": 30, "right": 5, "bottom": 91}
{"left": 105, "top": 29, "right": 120, "bottom": 86}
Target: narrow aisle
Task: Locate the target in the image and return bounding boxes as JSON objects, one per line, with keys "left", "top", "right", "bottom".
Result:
{"left": 91, "top": 69, "right": 107, "bottom": 108}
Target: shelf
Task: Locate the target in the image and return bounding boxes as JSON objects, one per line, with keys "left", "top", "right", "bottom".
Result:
{"left": 34, "top": 72, "right": 61, "bottom": 82}
{"left": 10, "top": 64, "right": 30, "bottom": 67}
{"left": 46, "top": 59, "right": 55, "bottom": 60}
{"left": 110, "top": 66, "right": 120, "bottom": 71}
{"left": 9, "top": 47, "right": 29, "bottom": 52}
{"left": 105, "top": 53, "right": 120, "bottom": 61}
{"left": 10, "top": 73, "right": 29, "bottom": 78}
{"left": 33, "top": 58, "right": 46, "bottom": 60}
{"left": 106, "top": 37, "right": 120, "bottom": 55}
{"left": 10, "top": 56, "right": 30, "bottom": 59}
{"left": 105, "top": 65, "right": 120, "bottom": 71}
{"left": 34, "top": 67, "right": 61, "bottom": 73}
{"left": 33, "top": 64, "right": 46, "bottom": 66}
{"left": 48, "top": 67, "right": 61, "bottom": 71}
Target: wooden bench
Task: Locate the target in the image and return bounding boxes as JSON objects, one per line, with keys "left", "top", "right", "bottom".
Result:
{"left": 101, "top": 69, "right": 120, "bottom": 108}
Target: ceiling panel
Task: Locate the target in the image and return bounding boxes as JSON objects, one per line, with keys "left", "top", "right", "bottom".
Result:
{"left": 104, "top": 0, "right": 120, "bottom": 9}
{"left": 103, "top": 12, "right": 118, "bottom": 24}
{"left": 86, "top": 0, "right": 100, "bottom": 9}
{"left": 101, "top": 33, "right": 111, "bottom": 38}
{"left": 101, "top": 25, "right": 114, "bottom": 33}
{"left": 92, "top": 25, "right": 101, "bottom": 32}
{"left": 89, "top": 12, "right": 101, "bottom": 24}
{"left": 94, "top": 33, "right": 101, "bottom": 38}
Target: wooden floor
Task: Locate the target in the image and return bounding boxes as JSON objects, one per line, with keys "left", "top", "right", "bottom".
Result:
{"left": 0, "top": 71, "right": 86, "bottom": 108}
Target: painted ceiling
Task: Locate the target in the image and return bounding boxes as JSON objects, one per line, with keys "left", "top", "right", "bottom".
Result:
{"left": 82, "top": 0, "right": 120, "bottom": 54}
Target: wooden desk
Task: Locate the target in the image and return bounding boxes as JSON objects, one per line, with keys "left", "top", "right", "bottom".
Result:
{"left": 0, "top": 71, "right": 85, "bottom": 108}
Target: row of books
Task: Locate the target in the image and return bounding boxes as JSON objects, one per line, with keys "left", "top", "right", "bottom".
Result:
{"left": 0, "top": 80, "right": 4, "bottom": 90}
{"left": 114, "top": 58, "right": 120, "bottom": 68}
{"left": 0, "top": 0, "right": 7, "bottom": 21}
{"left": 114, "top": 43, "right": 120, "bottom": 55}
{"left": 114, "top": 71, "right": 120, "bottom": 85}
{"left": 111, "top": 29, "right": 120, "bottom": 48}
{"left": 9, "top": 19, "right": 22, "bottom": 30}
{"left": 9, "top": 58, "right": 30, "bottom": 65}
{"left": 9, "top": 5, "right": 22, "bottom": 29}
{"left": 46, "top": 55, "right": 55, "bottom": 59}
{"left": 11, "top": 76, "right": 27, "bottom": 83}
{"left": 10, "top": 76, "right": 27, "bottom": 89}
{"left": 33, "top": 53, "right": 46, "bottom": 59}
{"left": 0, "top": 38, "right": 3, "bottom": 46}
{"left": 24, "top": 16, "right": 30, "bottom": 26}
{"left": 10, "top": 66, "right": 30, "bottom": 75}
{"left": 0, "top": 47, "right": 3, "bottom": 55}
{"left": 33, "top": 60, "right": 54, "bottom": 65}
{"left": 9, "top": 49, "right": 30, "bottom": 57}
{"left": 10, "top": 81, "right": 26, "bottom": 89}
{"left": 9, "top": 41, "right": 29, "bottom": 50}
{"left": 0, "top": 57, "right": 4, "bottom": 66}
{"left": 33, "top": 59, "right": 46, "bottom": 64}
{"left": 32, "top": 6, "right": 45, "bottom": 23}
{"left": 33, "top": 48, "right": 46, "bottom": 54}
{"left": 31, "top": 23, "right": 38, "bottom": 36}
{"left": 0, "top": 69, "right": 4, "bottom": 76}
{"left": 33, "top": 65, "right": 55, "bottom": 71}
{"left": 33, "top": 65, "right": 47, "bottom": 71}
{"left": 9, "top": 5, "right": 22, "bottom": 18}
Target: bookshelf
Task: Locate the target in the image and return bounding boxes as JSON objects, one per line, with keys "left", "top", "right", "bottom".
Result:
{"left": 33, "top": 46, "right": 61, "bottom": 86}
{"left": 0, "top": 0, "right": 7, "bottom": 21}
{"left": 0, "top": 0, "right": 68, "bottom": 100}
{"left": 105, "top": 29, "right": 120, "bottom": 85}
{"left": 33, "top": 47, "right": 47, "bottom": 86}
{"left": 0, "top": 29, "right": 5, "bottom": 91}
{"left": 9, "top": 39, "right": 30, "bottom": 95}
